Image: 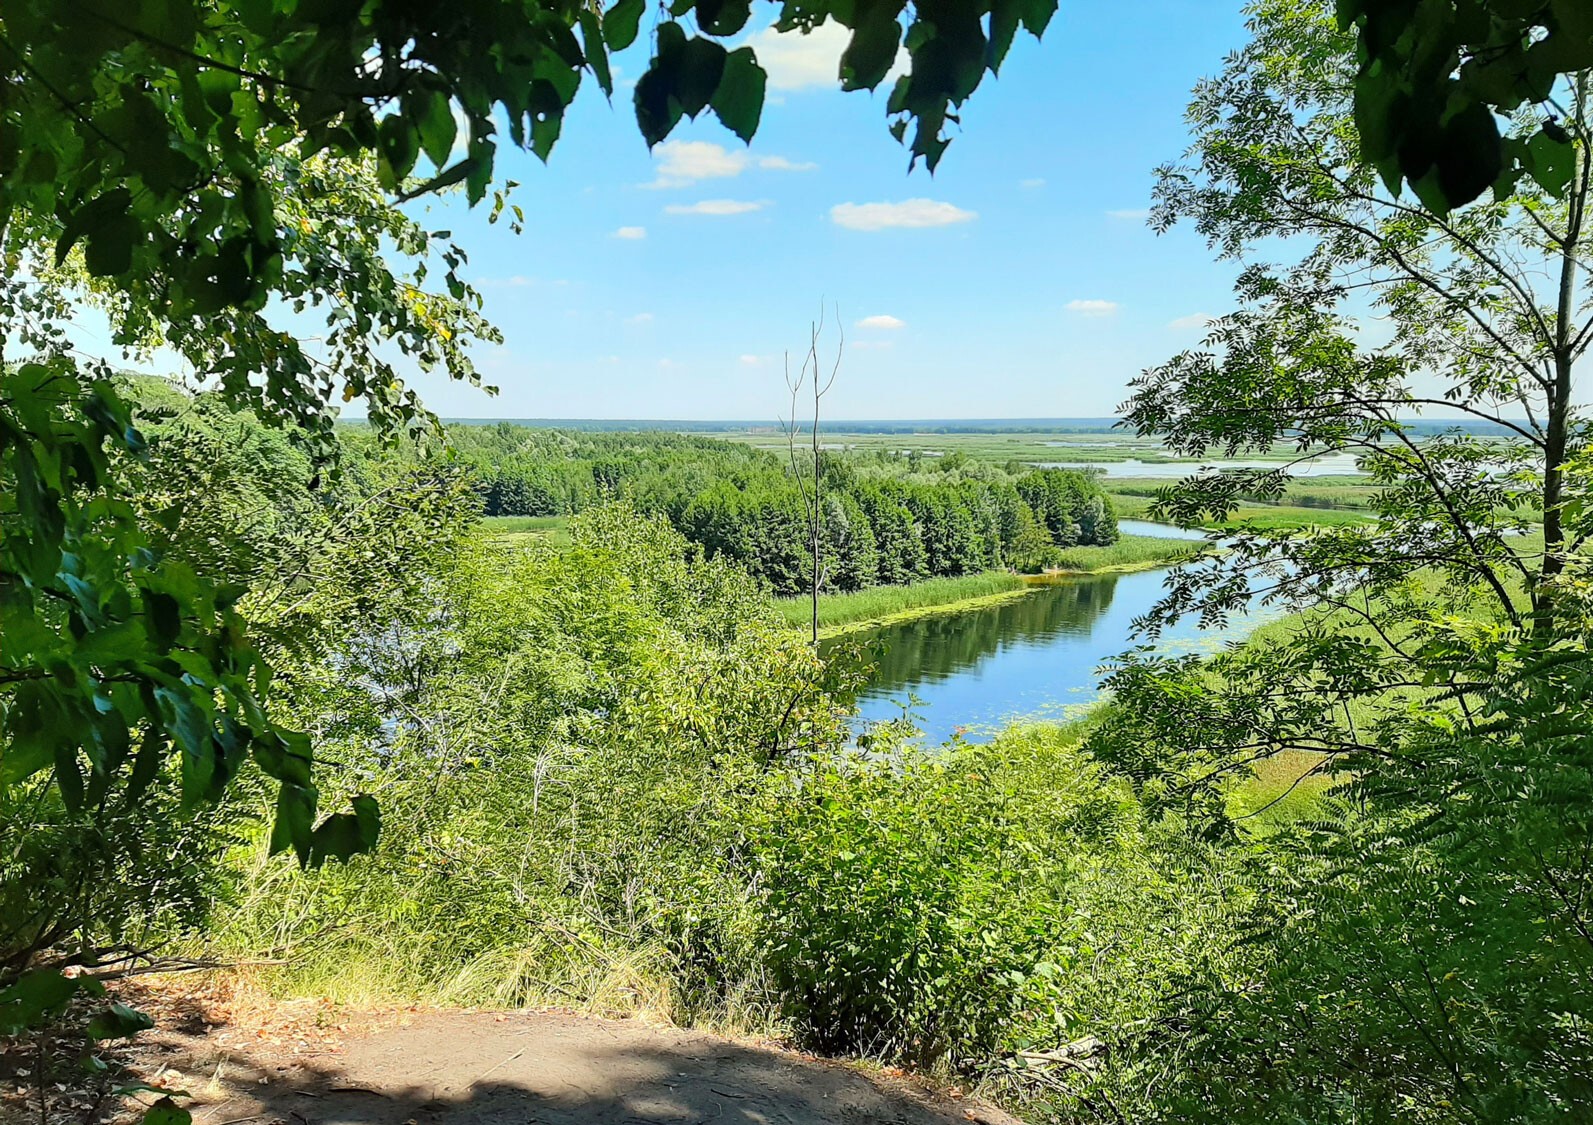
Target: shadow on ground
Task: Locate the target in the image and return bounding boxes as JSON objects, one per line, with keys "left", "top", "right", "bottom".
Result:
{"left": 141, "top": 1009, "right": 1012, "bottom": 1125}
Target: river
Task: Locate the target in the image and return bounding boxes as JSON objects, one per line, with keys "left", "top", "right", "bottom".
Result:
{"left": 1034, "top": 452, "right": 1364, "bottom": 477}
{"left": 838, "top": 521, "right": 1281, "bottom": 743}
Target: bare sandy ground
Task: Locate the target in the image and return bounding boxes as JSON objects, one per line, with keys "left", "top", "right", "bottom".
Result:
{"left": 135, "top": 1007, "right": 1020, "bottom": 1125}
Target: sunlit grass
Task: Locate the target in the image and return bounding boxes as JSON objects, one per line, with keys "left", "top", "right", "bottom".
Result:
{"left": 484, "top": 514, "right": 573, "bottom": 547}
{"left": 1050, "top": 534, "right": 1199, "bottom": 571}
{"left": 778, "top": 571, "right": 1029, "bottom": 629}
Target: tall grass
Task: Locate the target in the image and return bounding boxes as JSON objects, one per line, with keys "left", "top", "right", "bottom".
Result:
{"left": 1050, "top": 534, "right": 1199, "bottom": 571}
{"left": 1108, "top": 493, "right": 1374, "bottom": 530}
{"left": 484, "top": 514, "right": 573, "bottom": 547}
{"left": 778, "top": 571, "right": 1029, "bottom": 629}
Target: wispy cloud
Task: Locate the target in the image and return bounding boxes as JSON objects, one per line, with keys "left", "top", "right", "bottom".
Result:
{"left": 664, "top": 199, "right": 768, "bottom": 216}
{"left": 1106, "top": 208, "right": 1149, "bottom": 220}
{"left": 613, "top": 226, "right": 647, "bottom": 240}
{"left": 856, "top": 314, "right": 906, "bottom": 330}
{"left": 739, "top": 354, "right": 767, "bottom": 366}
{"left": 648, "top": 140, "right": 816, "bottom": 187}
{"left": 625, "top": 312, "right": 655, "bottom": 325}
{"left": 1167, "top": 312, "right": 1213, "bottom": 330}
{"left": 758, "top": 155, "right": 818, "bottom": 172}
{"left": 1019, "top": 177, "right": 1046, "bottom": 189}
{"left": 1066, "top": 299, "right": 1120, "bottom": 318}
{"left": 830, "top": 198, "right": 976, "bottom": 231}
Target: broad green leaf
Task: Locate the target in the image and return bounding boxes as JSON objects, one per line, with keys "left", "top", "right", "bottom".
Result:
{"left": 841, "top": 5, "right": 903, "bottom": 91}
{"left": 84, "top": 211, "right": 141, "bottom": 278}
{"left": 415, "top": 89, "right": 458, "bottom": 170}
{"left": 603, "top": 0, "right": 645, "bottom": 50}
{"left": 711, "top": 48, "right": 767, "bottom": 143}
{"left": 87, "top": 1003, "right": 156, "bottom": 1040}
{"left": 1525, "top": 126, "right": 1574, "bottom": 197}
{"left": 676, "top": 35, "right": 727, "bottom": 118}
{"left": 578, "top": 10, "right": 613, "bottom": 97}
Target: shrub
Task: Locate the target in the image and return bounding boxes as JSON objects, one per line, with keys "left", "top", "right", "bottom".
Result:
{"left": 749, "top": 727, "right": 1236, "bottom": 1074}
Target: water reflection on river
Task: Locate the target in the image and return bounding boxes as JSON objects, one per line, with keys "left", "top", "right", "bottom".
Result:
{"left": 835, "top": 559, "right": 1278, "bottom": 743}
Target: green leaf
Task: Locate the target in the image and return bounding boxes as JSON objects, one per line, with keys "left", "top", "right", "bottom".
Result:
{"left": 142, "top": 589, "right": 183, "bottom": 646}
{"left": 415, "top": 89, "right": 458, "bottom": 170}
{"left": 270, "top": 781, "right": 318, "bottom": 864}
{"left": 603, "top": 0, "right": 646, "bottom": 50}
{"left": 0, "top": 970, "right": 83, "bottom": 1035}
{"left": 307, "top": 794, "right": 382, "bottom": 867}
{"left": 1434, "top": 100, "right": 1503, "bottom": 211}
{"left": 636, "top": 25, "right": 689, "bottom": 147}
{"left": 55, "top": 188, "right": 132, "bottom": 266}
{"left": 711, "top": 48, "right": 767, "bottom": 143}
{"left": 377, "top": 113, "right": 419, "bottom": 189}
{"left": 84, "top": 210, "right": 141, "bottom": 277}
{"left": 676, "top": 35, "right": 727, "bottom": 118}
{"left": 466, "top": 137, "right": 495, "bottom": 206}
{"left": 841, "top": 6, "right": 903, "bottom": 92}
{"left": 1525, "top": 125, "right": 1574, "bottom": 197}
{"left": 695, "top": 0, "right": 752, "bottom": 36}
{"left": 86, "top": 1003, "right": 156, "bottom": 1040}
{"left": 579, "top": 10, "right": 613, "bottom": 97}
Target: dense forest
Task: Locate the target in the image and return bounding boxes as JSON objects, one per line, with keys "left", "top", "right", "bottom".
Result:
{"left": 451, "top": 425, "right": 1118, "bottom": 593}
{"left": 6, "top": 1, "right": 1593, "bottom": 1125}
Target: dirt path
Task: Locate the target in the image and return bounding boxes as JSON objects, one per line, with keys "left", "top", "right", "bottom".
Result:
{"left": 135, "top": 1006, "right": 1019, "bottom": 1125}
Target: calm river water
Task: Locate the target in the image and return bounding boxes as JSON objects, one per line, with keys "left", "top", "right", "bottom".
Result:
{"left": 837, "top": 521, "right": 1279, "bottom": 742}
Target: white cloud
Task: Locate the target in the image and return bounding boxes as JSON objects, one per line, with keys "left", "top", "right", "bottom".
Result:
{"left": 758, "top": 155, "right": 818, "bottom": 172}
{"left": 1106, "top": 208, "right": 1149, "bottom": 220}
{"left": 648, "top": 140, "right": 816, "bottom": 187}
{"left": 739, "top": 354, "right": 766, "bottom": 366}
{"left": 613, "top": 226, "right": 647, "bottom": 240}
{"left": 1167, "top": 312, "right": 1214, "bottom": 330}
{"left": 829, "top": 198, "right": 977, "bottom": 231}
{"left": 856, "top": 314, "right": 906, "bottom": 330}
{"left": 1019, "top": 177, "right": 1046, "bottom": 189}
{"left": 626, "top": 312, "right": 655, "bottom": 325}
{"left": 664, "top": 199, "right": 767, "bottom": 216}
{"left": 650, "top": 140, "right": 747, "bottom": 186}
{"left": 1066, "top": 299, "right": 1120, "bottom": 318}
{"left": 746, "top": 22, "right": 848, "bottom": 91}
{"left": 747, "top": 21, "right": 908, "bottom": 91}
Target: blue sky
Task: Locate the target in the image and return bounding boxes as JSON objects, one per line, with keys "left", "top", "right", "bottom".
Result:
{"left": 385, "top": 1, "right": 1261, "bottom": 421}
{"left": 401, "top": 1, "right": 1255, "bottom": 421}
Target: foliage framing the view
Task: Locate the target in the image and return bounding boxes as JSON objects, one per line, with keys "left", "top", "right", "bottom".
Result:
{"left": 1338, "top": 0, "right": 1593, "bottom": 212}
{"left": 1078, "top": 1, "right": 1593, "bottom": 1118}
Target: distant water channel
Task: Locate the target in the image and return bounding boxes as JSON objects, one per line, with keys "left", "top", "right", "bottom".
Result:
{"left": 836, "top": 520, "right": 1279, "bottom": 743}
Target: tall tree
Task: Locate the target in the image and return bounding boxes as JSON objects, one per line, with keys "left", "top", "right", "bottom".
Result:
{"left": 1098, "top": 0, "right": 1592, "bottom": 812}
{"left": 1085, "top": 2, "right": 1593, "bottom": 1117}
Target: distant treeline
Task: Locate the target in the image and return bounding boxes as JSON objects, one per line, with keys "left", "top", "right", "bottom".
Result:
{"left": 432, "top": 416, "right": 1529, "bottom": 436}
{"left": 448, "top": 424, "right": 1118, "bottom": 596}
{"left": 439, "top": 417, "right": 1125, "bottom": 434}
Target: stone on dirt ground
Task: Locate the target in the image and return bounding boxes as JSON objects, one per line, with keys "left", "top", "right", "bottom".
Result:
{"left": 139, "top": 1008, "right": 1020, "bottom": 1125}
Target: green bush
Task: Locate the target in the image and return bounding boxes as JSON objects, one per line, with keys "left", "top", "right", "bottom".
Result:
{"left": 749, "top": 726, "right": 1241, "bottom": 1075}
{"left": 218, "top": 507, "right": 863, "bottom": 1024}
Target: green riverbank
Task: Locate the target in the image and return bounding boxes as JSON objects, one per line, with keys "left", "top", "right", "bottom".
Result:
{"left": 781, "top": 535, "right": 1199, "bottom": 639}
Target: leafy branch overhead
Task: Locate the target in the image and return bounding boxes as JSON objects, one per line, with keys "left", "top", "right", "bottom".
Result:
{"left": 2, "top": 0, "right": 1056, "bottom": 332}
{"left": 1338, "top": 0, "right": 1593, "bottom": 212}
